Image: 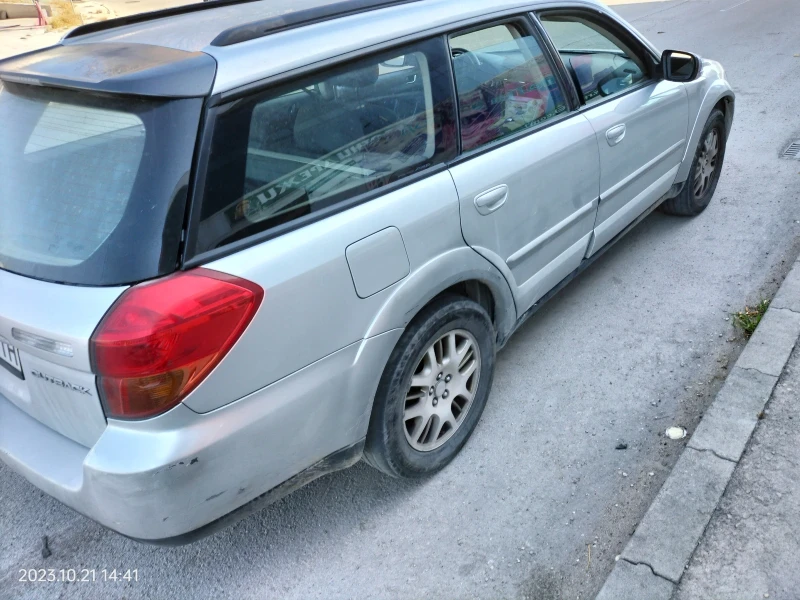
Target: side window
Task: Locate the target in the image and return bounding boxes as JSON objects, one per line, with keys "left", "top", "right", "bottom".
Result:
{"left": 449, "top": 22, "right": 568, "bottom": 152}
{"left": 539, "top": 13, "right": 651, "bottom": 104}
{"left": 194, "top": 38, "right": 457, "bottom": 254}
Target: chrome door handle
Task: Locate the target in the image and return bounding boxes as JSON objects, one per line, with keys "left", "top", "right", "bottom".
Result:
{"left": 606, "top": 124, "right": 626, "bottom": 146}
{"left": 474, "top": 185, "right": 508, "bottom": 215}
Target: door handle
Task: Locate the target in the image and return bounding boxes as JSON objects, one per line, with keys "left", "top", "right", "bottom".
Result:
{"left": 474, "top": 185, "right": 508, "bottom": 215}
{"left": 606, "top": 124, "right": 626, "bottom": 146}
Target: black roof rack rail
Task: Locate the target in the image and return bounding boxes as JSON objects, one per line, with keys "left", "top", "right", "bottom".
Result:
{"left": 210, "top": 0, "right": 423, "bottom": 46}
{"left": 63, "top": 0, "right": 265, "bottom": 40}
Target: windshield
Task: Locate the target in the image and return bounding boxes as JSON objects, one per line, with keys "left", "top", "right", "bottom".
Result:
{"left": 0, "top": 82, "right": 202, "bottom": 285}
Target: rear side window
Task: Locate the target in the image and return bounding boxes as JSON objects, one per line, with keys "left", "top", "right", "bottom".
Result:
{"left": 449, "top": 22, "right": 568, "bottom": 152}
{"left": 0, "top": 82, "right": 203, "bottom": 285}
{"left": 191, "top": 37, "right": 457, "bottom": 255}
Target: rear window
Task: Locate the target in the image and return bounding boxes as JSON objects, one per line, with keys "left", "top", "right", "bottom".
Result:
{"left": 0, "top": 82, "right": 202, "bottom": 285}
{"left": 189, "top": 37, "right": 457, "bottom": 256}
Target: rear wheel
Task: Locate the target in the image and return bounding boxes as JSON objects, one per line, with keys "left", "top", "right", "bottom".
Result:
{"left": 661, "top": 108, "right": 726, "bottom": 216}
{"left": 364, "top": 296, "right": 495, "bottom": 478}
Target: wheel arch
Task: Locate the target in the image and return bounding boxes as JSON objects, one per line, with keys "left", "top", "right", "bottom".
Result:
{"left": 363, "top": 246, "right": 516, "bottom": 345}
{"left": 676, "top": 80, "right": 734, "bottom": 183}
{"left": 715, "top": 95, "right": 735, "bottom": 136}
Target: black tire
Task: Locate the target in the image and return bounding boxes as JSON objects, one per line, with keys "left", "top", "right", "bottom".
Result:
{"left": 661, "top": 108, "right": 727, "bottom": 216}
{"left": 364, "top": 295, "right": 496, "bottom": 478}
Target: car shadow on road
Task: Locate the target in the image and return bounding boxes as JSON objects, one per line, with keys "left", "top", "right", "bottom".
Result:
{"left": 5, "top": 458, "right": 427, "bottom": 575}
{"left": 502, "top": 209, "right": 692, "bottom": 347}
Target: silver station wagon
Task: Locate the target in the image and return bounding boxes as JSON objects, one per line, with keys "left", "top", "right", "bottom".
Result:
{"left": 0, "top": 0, "right": 734, "bottom": 543}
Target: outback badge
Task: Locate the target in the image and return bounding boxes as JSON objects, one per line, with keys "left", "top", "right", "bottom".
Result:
{"left": 30, "top": 370, "right": 92, "bottom": 395}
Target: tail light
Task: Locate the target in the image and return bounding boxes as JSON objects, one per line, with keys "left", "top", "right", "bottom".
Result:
{"left": 91, "top": 268, "right": 263, "bottom": 420}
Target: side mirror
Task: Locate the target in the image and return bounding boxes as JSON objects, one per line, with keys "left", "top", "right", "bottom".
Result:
{"left": 662, "top": 50, "right": 701, "bottom": 82}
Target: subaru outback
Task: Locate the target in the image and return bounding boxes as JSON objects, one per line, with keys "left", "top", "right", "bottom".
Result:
{"left": 0, "top": 0, "right": 734, "bottom": 543}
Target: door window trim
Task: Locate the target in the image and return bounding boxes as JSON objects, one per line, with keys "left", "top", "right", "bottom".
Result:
{"left": 528, "top": 12, "right": 582, "bottom": 111}
{"left": 444, "top": 13, "right": 576, "bottom": 167}
{"left": 534, "top": 8, "right": 661, "bottom": 112}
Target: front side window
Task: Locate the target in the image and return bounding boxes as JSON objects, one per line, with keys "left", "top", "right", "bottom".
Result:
{"left": 539, "top": 14, "right": 651, "bottom": 104}
{"left": 193, "top": 38, "right": 457, "bottom": 254}
{"left": 449, "top": 22, "right": 568, "bottom": 152}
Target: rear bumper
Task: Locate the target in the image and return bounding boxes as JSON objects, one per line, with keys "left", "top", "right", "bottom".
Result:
{"left": 0, "top": 329, "right": 401, "bottom": 542}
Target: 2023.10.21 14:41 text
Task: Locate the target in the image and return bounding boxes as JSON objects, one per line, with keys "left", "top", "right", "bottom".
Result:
{"left": 18, "top": 569, "right": 139, "bottom": 583}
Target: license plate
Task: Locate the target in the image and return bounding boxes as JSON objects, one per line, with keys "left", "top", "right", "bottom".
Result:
{"left": 0, "top": 339, "right": 24, "bottom": 380}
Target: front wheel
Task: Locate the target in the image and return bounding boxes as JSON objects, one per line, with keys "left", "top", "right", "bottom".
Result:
{"left": 363, "top": 295, "right": 496, "bottom": 478}
{"left": 661, "top": 108, "right": 727, "bottom": 216}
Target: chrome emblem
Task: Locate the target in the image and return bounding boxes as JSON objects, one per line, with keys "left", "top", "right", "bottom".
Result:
{"left": 30, "top": 370, "right": 92, "bottom": 395}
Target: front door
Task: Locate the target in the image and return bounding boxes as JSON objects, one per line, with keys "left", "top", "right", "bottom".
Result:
{"left": 539, "top": 10, "right": 689, "bottom": 255}
{"left": 447, "top": 18, "right": 601, "bottom": 314}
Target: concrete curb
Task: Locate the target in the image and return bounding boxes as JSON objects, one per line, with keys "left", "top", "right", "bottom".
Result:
{"left": 595, "top": 257, "right": 800, "bottom": 600}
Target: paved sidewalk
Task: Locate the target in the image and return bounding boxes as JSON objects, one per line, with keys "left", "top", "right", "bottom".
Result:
{"left": 675, "top": 344, "right": 800, "bottom": 599}
{"left": 596, "top": 258, "right": 800, "bottom": 599}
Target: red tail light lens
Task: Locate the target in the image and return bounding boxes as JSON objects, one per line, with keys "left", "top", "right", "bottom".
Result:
{"left": 91, "top": 268, "right": 263, "bottom": 419}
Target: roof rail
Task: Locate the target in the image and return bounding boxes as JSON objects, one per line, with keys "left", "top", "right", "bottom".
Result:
{"left": 210, "top": 0, "right": 423, "bottom": 46}
{"left": 63, "top": 0, "right": 262, "bottom": 40}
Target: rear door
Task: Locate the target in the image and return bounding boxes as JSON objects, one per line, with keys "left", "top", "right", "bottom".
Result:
{"left": 447, "top": 18, "right": 600, "bottom": 313}
{"left": 539, "top": 10, "right": 689, "bottom": 255}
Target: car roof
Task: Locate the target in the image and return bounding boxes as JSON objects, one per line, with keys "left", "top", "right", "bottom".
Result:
{"left": 61, "top": 0, "right": 608, "bottom": 95}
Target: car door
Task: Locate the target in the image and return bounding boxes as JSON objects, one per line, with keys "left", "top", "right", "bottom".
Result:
{"left": 539, "top": 10, "right": 689, "bottom": 256}
{"left": 447, "top": 18, "right": 601, "bottom": 314}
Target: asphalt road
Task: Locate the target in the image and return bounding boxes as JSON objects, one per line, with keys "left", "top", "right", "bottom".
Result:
{"left": 2, "top": 0, "right": 800, "bottom": 598}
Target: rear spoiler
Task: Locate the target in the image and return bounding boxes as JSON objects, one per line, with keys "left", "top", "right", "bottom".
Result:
{"left": 0, "top": 42, "right": 216, "bottom": 98}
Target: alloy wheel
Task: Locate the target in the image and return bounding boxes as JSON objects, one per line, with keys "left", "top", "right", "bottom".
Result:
{"left": 403, "top": 329, "right": 481, "bottom": 452}
{"left": 693, "top": 128, "right": 720, "bottom": 199}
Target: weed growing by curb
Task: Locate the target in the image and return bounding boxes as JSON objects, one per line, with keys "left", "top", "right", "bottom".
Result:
{"left": 733, "top": 300, "right": 770, "bottom": 338}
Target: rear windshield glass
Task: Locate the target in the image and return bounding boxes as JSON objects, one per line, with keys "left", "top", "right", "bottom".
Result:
{"left": 0, "top": 82, "right": 202, "bottom": 286}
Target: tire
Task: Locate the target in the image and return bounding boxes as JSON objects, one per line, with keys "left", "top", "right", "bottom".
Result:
{"left": 661, "top": 108, "right": 727, "bottom": 216}
{"left": 364, "top": 295, "right": 496, "bottom": 478}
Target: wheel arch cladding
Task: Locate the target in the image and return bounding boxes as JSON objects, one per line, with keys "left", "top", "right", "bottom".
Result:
{"left": 677, "top": 76, "right": 734, "bottom": 184}
{"left": 716, "top": 95, "right": 735, "bottom": 135}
